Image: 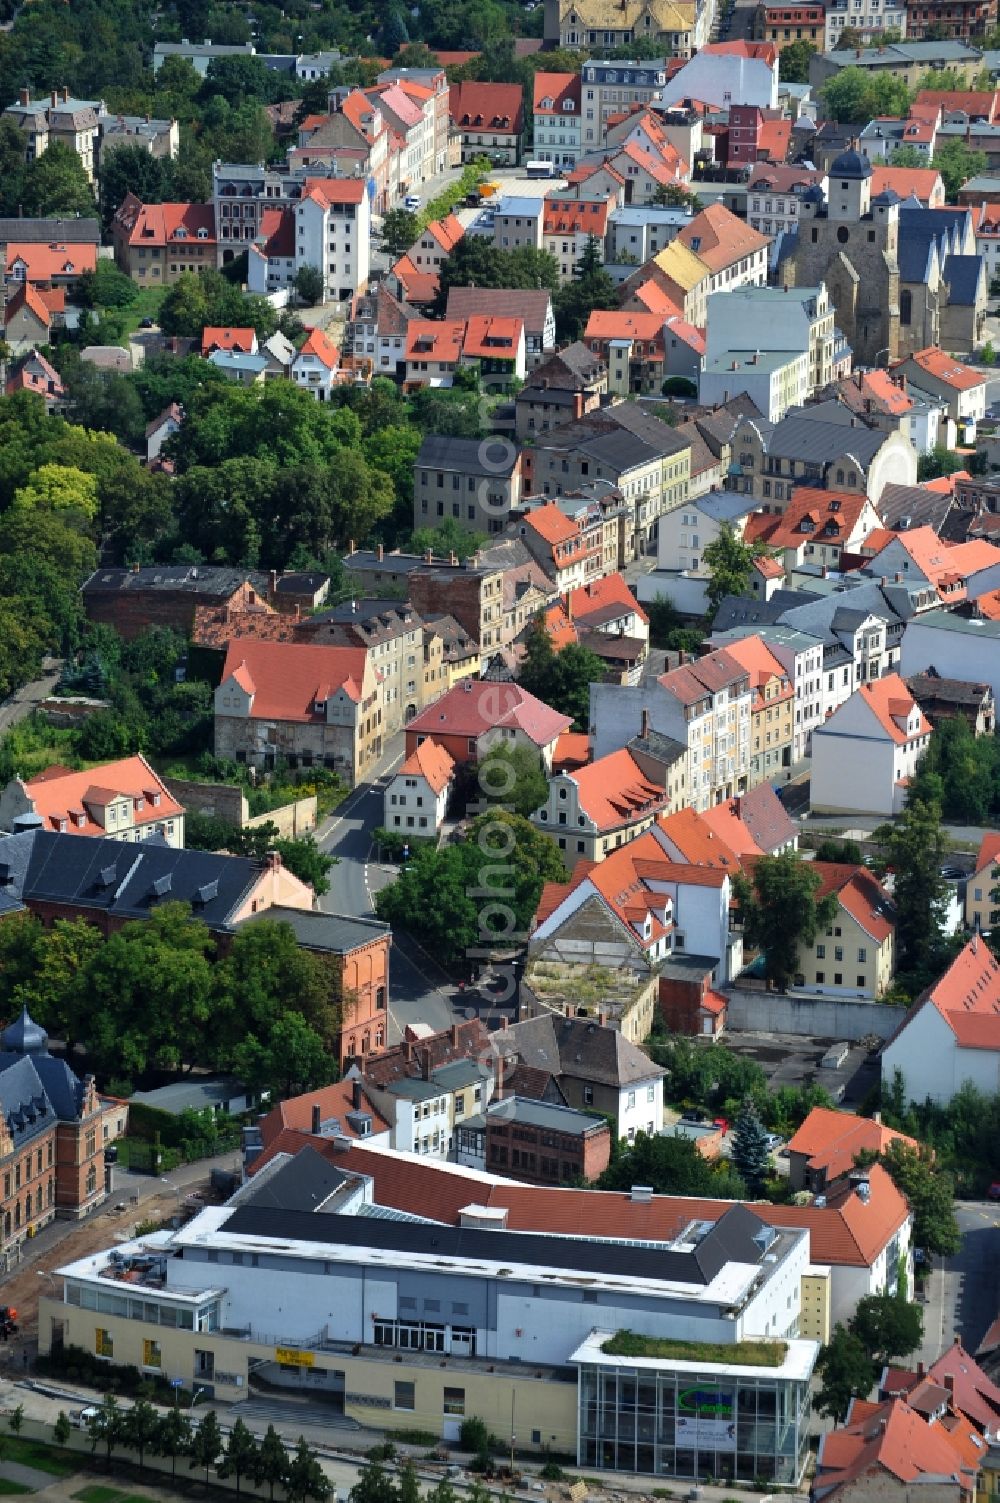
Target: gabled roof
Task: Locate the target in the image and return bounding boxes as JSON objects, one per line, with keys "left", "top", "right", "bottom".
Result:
{"left": 494, "top": 1014, "right": 665, "bottom": 1089}
{"left": 698, "top": 797, "right": 762, "bottom": 858}
{"left": 562, "top": 748, "right": 667, "bottom": 833}
{"left": 884, "top": 1339, "right": 1000, "bottom": 1441}
{"left": 218, "top": 639, "right": 371, "bottom": 722}
{"left": 585, "top": 309, "right": 665, "bottom": 344}
{"left": 973, "top": 830, "right": 1000, "bottom": 878}
{"left": 395, "top": 738, "right": 455, "bottom": 794}
{"left": 748, "top": 487, "right": 874, "bottom": 552}
{"left": 532, "top": 71, "right": 581, "bottom": 114}
{"left": 6, "top": 241, "right": 97, "bottom": 279}
{"left": 261, "top": 1076, "right": 390, "bottom": 1146}
{"left": 119, "top": 201, "right": 216, "bottom": 248}
{"left": 565, "top": 573, "right": 648, "bottom": 628}
{"left": 542, "top": 197, "right": 611, "bottom": 237}
{"left": 656, "top": 805, "right": 743, "bottom": 868}
{"left": 658, "top": 646, "right": 748, "bottom": 706}
{"left": 462, "top": 314, "right": 523, "bottom": 360}
{"left": 676, "top": 202, "right": 769, "bottom": 272}
{"left": 522, "top": 503, "right": 580, "bottom": 547}
{"left": 870, "top": 164, "right": 943, "bottom": 203}
{"left": 420, "top": 213, "right": 465, "bottom": 254}
{"left": 786, "top": 1106, "right": 917, "bottom": 1184}
{"left": 5, "top": 281, "right": 55, "bottom": 329}
{"left": 406, "top": 679, "right": 571, "bottom": 748}
{"left": 900, "top": 346, "right": 987, "bottom": 392}
{"left": 889, "top": 936, "right": 1000, "bottom": 1053}
{"left": 446, "top": 286, "right": 551, "bottom": 335}
{"left": 405, "top": 318, "right": 465, "bottom": 362}
{"left": 295, "top": 326, "right": 339, "bottom": 370}
{"left": 853, "top": 671, "right": 932, "bottom": 745}
{"left": 814, "top": 1396, "right": 978, "bottom": 1501}
{"left": 16, "top": 755, "right": 183, "bottom": 837}
{"left": 449, "top": 80, "right": 523, "bottom": 134}
{"left": 201, "top": 327, "right": 256, "bottom": 355}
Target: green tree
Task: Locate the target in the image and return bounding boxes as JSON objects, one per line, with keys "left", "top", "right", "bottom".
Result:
{"left": 350, "top": 1457, "right": 398, "bottom": 1503}
{"left": 294, "top": 264, "right": 325, "bottom": 307}
{"left": 123, "top": 1399, "right": 160, "bottom": 1473}
{"left": 518, "top": 613, "right": 606, "bottom": 730}
{"left": 702, "top": 524, "right": 761, "bottom": 618}
{"left": 553, "top": 236, "right": 617, "bottom": 342}
{"left": 190, "top": 1409, "right": 223, "bottom": 1484}
{"left": 21, "top": 141, "right": 96, "bottom": 217}
{"left": 651, "top": 182, "right": 703, "bottom": 210}
{"left": 255, "top": 1424, "right": 290, "bottom": 1501}
{"left": 599, "top": 1130, "right": 747, "bottom": 1197}
{"left": 234, "top": 1009, "right": 337, "bottom": 1099}
{"left": 287, "top": 1436, "right": 333, "bottom": 1502}
{"left": 731, "top": 1095, "right": 770, "bottom": 1194}
{"left": 933, "top": 137, "right": 988, "bottom": 200}
{"left": 98, "top": 144, "right": 174, "bottom": 231}
{"left": 778, "top": 38, "right": 816, "bottom": 83}
{"left": 53, "top": 1411, "right": 72, "bottom": 1447}
{"left": 733, "top": 852, "right": 839, "bottom": 992}
{"left": 409, "top": 518, "right": 483, "bottom": 561}
{"left": 889, "top": 144, "right": 927, "bottom": 168}
{"left": 813, "top": 838, "right": 865, "bottom": 865}
{"left": 75, "top": 262, "right": 140, "bottom": 310}
{"left": 879, "top": 1141, "right": 961, "bottom": 1256}
{"left": 475, "top": 739, "right": 549, "bottom": 819}
{"left": 849, "top": 1291, "right": 923, "bottom": 1364}
{"left": 381, "top": 208, "right": 421, "bottom": 257}
{"left": 90, "top": 1395, "right": 124, "bottom": 1465}
{"left": 918, "top": 444, "right": 967, "bottom": 481}
{"left": 820, "top": 66, "right": 911, "bottom": 123}
{"left": 13, "top": 463, "right": 99, "bottom": 520}
{"left": 8, "top": 1404, "right": 24, "bottom": 1436}
{"left": 219, "top": 1416, "right": 259, "bottom": 1498}
{"left": 814, "top": 1326, "right": 877, "bottom": 1420}
{"left": 155, "top": 1407, "right": 192, "bottom": 1480}
{"left": 873, "top": 798, "right": 951, "bottom": 987}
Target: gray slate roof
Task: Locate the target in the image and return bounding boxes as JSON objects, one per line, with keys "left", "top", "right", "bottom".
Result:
{"left": 83, "top": 564, "right": 269, "bottom": 598}
{"left": 416, "top": 434, "right": 519, "bottom": 478}
{"left": 492, "top": 1014, "right": 665, "bottom": 1089}
{"left": 246, "top": 906, "right": 390, "bottom": 953}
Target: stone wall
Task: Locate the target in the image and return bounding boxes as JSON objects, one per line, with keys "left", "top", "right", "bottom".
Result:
{"left": 725, "top": 987, "right": 906, "bottom": 1040}
{"left": 164, "top": 777, "right": 317, "bottom": 838}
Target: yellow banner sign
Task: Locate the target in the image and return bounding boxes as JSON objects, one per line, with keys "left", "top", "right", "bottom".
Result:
{"left": 275, "top": 1346, "right": 314, "bottom": 1368}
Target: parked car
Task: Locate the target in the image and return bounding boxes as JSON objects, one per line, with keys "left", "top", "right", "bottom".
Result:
{"left": 987, "top": 1181, "right": 1000, "bottom": 1200}
{"left": 138, "top": 317, "right": 155, "bottom": 329}
{"left": 72, "top": 1406, "right": 102, "bottom": 1428}
{"left": 763, "top": 1133, "right": 783, "bottom": 1151}
{"left": 940, "top": 865, "right": 966, "bottom": 880}
{"left": 404, "top": 194, "right": 421, "bottom": 210}
{"left": 680, "top": 1108, "right": 707, "bottom": 1123}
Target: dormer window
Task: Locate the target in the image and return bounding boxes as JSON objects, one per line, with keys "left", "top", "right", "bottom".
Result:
{"left": 315, "top": 698, "right": 325, "bottom": 713}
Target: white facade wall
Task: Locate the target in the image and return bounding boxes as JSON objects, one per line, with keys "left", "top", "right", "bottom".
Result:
{"left": 900, "top": 617, "right": 1000, "bottom": 704}
{"left": 383, "top": 770, "right": 450, "bottom": 834}
{"left": 883, "top": 1003, "right": 1000, "bottom": 1105}
{"left": 616, "top": 1077, "right": 665, "bottom": 1142}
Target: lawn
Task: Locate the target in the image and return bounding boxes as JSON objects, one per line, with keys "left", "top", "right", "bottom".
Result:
{"left": 601, "top": 1330, "right": 789, "bottom": 1368}
{"left": 3, "top": 1436, "right": 76, "bottom": 1477}
{"left": 0, "top": 1481, "right": 33, "bottom": 1497}
{"left": 119, "top": 285, "right": 168, "bottom": 337}
{"left": 74, "top": 1487, "right": 124, "bottom": 1503}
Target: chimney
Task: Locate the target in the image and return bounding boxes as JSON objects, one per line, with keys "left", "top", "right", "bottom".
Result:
{"left": 678, "top": 649, "right": 686, "bottom": 665}
{"left": 349, "top": 537, "right": 355, "bottom": 554}
{"left": 421, "top": 1047, "right": 431, "bottom": 1081}
{"left": 944, "top": 1374, "right": 955, "bottom": 1396}
{"left": 18, "top": 87, "right": 28, "bottom": 107}
{"left": 404, "top": 1038, "right": 413, "bottom": 1063}
{"left": 640, "top": 706, "right": 650, "bottom": 739}
{"left": 50, "top": 89, "right": 58, "bottom": 107}
{"left": 873, "top": 1110, "right": 881, "bottom": 1125}
{"left": 352, "top": 1078, "right": 362, "bottom": 1110}
{"left": 425, "top": 549, "right": 433, "bottom": 563}
{"left": 131, "top": 560, "right": 140, "bottom": 574}
{"left": 895, "top": 572, "right": 903, "bottom": 583}
{"left": 566, "top": 590, "right": 573, "bottom": 621}
{"left": 377, "top": 542, "right": 384, "bottom": 562}
{"left": 269, "top": 568, "right": 278, "bottom": 594}
{"left": 62, "top": 86, "right": 69, "bottom": 102}
{"left": 499, "top": 1015, "right": 508, "bottom": 1031}
{"left": 311, "top": 1103, "right": 321, "bottom": 1134}
{"left": 451, "top": 1022, "right": 460, "bottom": 1046}
{"left": 598, "top": 1009, "right": 607, "bottom": 1026}
{"left": 917, "top": 1361, "right": 925, "bottom": 1377}
{"left": 449, "top": 551, "right": 458, "bottom": 565}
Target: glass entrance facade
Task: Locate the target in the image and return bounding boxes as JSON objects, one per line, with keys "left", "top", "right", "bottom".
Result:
{"left": 577, "top": 1363, "right": 811, "bottom": 1485}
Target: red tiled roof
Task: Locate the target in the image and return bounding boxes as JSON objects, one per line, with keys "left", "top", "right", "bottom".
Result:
{"left": 258, "top": 206, "right": 295, "bottom": 258}
{"left": 814, "top": 1397, "right": 978, "bottom": 1499}
{"left": 973, "top": 831, "right": 1000, "bottom": 878}
{"left": 552, "top": 731, "right": 591, "bottom": 772}
{"left": 462, "top": 313, "right": 523, "bottom": 360}
{"left": 532, "top": 72, "right": 580, "bottom": 115}
{"left": 218, "top": 639, "right": 371, "bottom": 722}
{"left": 900, "top": 347, "right": 986, "bottom": 392}
{"left": 913, "top": 87, "right": 999, "bottom": 120}
{"left": 396, "top": 738, "right": 455, "bottom": 794}
{"left": 808, "top": 861, "right": 895, "bottom": 944}
{"left": 6, "top": 241, "right": 98, "bottom": 279}
{"left": 522, "top": 503, "right": 579, "bottom": 546}
{"left": 886, "top": 1340, "right": 1000, "bottom": 1440}
{"left": 405, "top": 318, "right": 464, "bottom": 361}
{"left": 565, "top": 748, "right": 667, "bottom": 833}
{"left": 543, "top": 198, "right": 611, "bottom": 236}
{"left": 422, "top": 213, "right": 465, "bottom": 254}
{"left": 201, "top": 327, "right": 256, "bottom": 355}
{"left": 750, "top": 487, "right": 874, "bottom": 552}
{"left": 890, "top": 936, "right": 1000, "bottom": 1053}
{"left": 870, "top": 165, "right": 943, "bottom": 203}
{"left": 658, "top": 647, "right": 748, "bottom": 706}
{"left": 261, "top": 1078, "right": 390, "bottom": 1146}
{"left": 301, "top": 176, "right": 367, "bottom": 206}
{"left": 251, "top": 1136, "right": 910, "bottom": 1268}
{"left": 655, "top": 806, "right": 743, "bottom": 869}
{"left": 699, "top": 800, "right": 764, "bottom": 859}
{"left": 296, "top": 326, "right": 339, "bottom": 370}
{"left": 565, "top": 573, "right": 648, "bottom": 628}
{"left": 5, "top": 281, "right": 54, "bottom": 329}
{"left": 119, "top": 202, "right": 215, "bottom": 249}
{"left": 585, "top": 309, "right": 665, "bottom": 344}
{"left": 676, "top": 203, "right": 769, "bottom": 273}
{"left": 406, "top": 678, "right": 571, "bottom": 748}
{"left": 786, "top": 1106, "right": 917, "bottom": 1184}
{"left": 449, "top": 80, "right": 523, "bottom": 135}
{"left": 21, "top": 755, "right": 183, "bottom": 837}
{"left": 855, "top": 672, "right": 932, "bottom": 746}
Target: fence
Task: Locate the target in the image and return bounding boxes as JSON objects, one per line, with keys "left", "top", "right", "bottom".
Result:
{"left": 724, "top": 987, "right": 907, "bottom": 1041}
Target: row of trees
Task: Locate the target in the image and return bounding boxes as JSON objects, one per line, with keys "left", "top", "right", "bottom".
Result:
{"left": 64, "top": 1398, "right": 330, "bottom": 1500}
{"left": 0, "top": 906, "right": 341, "bottom": 1094}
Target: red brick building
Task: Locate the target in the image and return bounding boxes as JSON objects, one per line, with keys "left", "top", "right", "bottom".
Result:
{"left": 82, "top": 564, "right": 271, "bottom": 640}
{"left": 0, "top": 1008, "right": 114, "bottom": 1270}
{"left": 473, "top": 1097, "right": 611, "bottom": 1184}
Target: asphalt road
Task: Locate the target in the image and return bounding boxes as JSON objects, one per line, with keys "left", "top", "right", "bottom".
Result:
{"left": 0, "top": 659, "right": 62, "bottom": 735}
{"left": 317, "top": 736, "right": 465, "bottom": 1043}
{"left": 916, "top": 1202, "right": 1000, "bottom": 1366}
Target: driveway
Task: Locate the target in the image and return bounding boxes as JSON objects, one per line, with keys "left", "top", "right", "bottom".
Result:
{"left": 917, "top": 1202, "right": 1000, "bottom": 1366}
{"left": 0, "top": 659, "right": 62, "bottom": 736}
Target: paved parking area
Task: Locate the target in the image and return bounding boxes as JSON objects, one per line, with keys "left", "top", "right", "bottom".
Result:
{"left": 720, "top": 1030, "right": 879, "bottom": 1107}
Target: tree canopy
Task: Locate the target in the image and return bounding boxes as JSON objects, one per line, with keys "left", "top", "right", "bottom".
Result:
{"left": 518, "top": 614, "right": 607, "bottom": 731}
{"left": 733, "top": 853, "right": 839, "bottom": 992}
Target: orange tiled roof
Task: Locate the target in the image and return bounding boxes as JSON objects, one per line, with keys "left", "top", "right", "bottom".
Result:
{"left": 297, "top": 325, "right": 339, "bottom": 370}
{"left": 786, "top": 1106, "right": 917, "bottom": 1184}
{"left": 887, "top": 935, "right": 1000, "bottom": 1053}
{"left": 973, "top": 830, "right": 1000, "bottom": 877}
{"left": 120, "top": 202, "right": 216, "bottom": 249}
{"left": 855, "top": 672, "right": 932, "bottom": 746}
{"left": 422, "top": 213, "right": 465, "bottom": 254}
{"left": 552, "top": 730, "right": 591, "bottom": 772}
{"left": 815, "top": 1396, "right": 978, "bottom": 1499}
{"left": 654, "top": 807, "right": 743, "bottom": 869}
{"left": 522, "top": 503, "right": 579, "bottom": 546}
{"left": 218, "top": 639, "right": 371, "bottom": 722}
{"left": 405, "top": 318, "right": 465, "bottom": 362}
{"left": 629, "top": 280, "right": 683, "bottom": 317}
{"left": 543, "top": 198, "right": 611, "bottom": 236}
{"left": 902, "top": 347, "right": 986, "bottom": 392}
{"left": 449, "top": 80, "right": 523, "bottom": 135}
{"left": 201, "top": 327, "right": 256, "bottom": 355}
{"left": 565, "top": 748, "right": 668, "bottom": 833}
{"left": 565, "top": 573, "right": 648, "bottom": 628}
{"left": 750, "top": 487, "right": 874, "bottom": 551}
{"left": 585, "top": 309, "right": 665, "bottom": 344}
{"left": 913, "top": 87, "right": 999, "bottom": 120}
{"left": 251, "top": 1134, "right": 911, "bottom": 1268}
{"left": 407, "top": 678, "right": 571, "bottom": 748}
{"left": 676, "top": 203, "right": 769, "bottom": 273}
{"left": 462, "top": 313, "right": 523, "bottom": 360}
{"left": 533, "top": 71, "right": 579, "bottom": 114}
{"left": 6, "top": 241, "right": 98, "bottom": 279}
{"left": 396, "top": 738, "right": 455, "bottom": 794}
{"left": 870, "top": 165, "right": 943, "bottom": 203}
{"left": 262, "top": 1078, "right": 391, "bottom": 1146}
{"left": 699, "top": 800, "right": 763, "bottom": 859}
{"left": 20, "top": 755, "right": 183, "bottom": 837}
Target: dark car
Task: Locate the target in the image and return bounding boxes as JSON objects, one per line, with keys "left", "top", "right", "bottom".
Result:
{"left": 139, "top": 316, "right": 155, "bottom": 329}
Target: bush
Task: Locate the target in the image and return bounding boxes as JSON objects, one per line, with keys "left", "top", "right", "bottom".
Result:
{"left": 539, "top": 1461, "right": 565, "bottom": 1480}
{"left": 36, "top": 1343, "right": 195, "bottom": 1405}
{"left": 460, "top": 1417, "right": 491, "bottom": 1455}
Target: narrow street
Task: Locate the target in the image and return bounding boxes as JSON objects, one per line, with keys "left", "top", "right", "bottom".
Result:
{"left": 916, "top": 1203, "right": 1000, "bottom": 1368}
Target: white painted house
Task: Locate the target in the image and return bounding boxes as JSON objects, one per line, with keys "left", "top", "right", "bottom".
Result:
{"left": 882, "top": 936, "right": 1000, "bottom": 1105}
{"left": 292, "top": 178, "right": 371, "bottom": 304}
{"left": 382, "top": 738, "right": 455, "bottom": 837}
{"left": 291, "top": 325, "right": 340, "bottom": 400}
{"left": 810, "top": 672, "right": 932, "bottom": 817}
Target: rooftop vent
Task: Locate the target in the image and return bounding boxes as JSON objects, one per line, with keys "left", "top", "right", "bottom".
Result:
{"left": 631, "top": 1185, "right": 654, "bottom": 1203}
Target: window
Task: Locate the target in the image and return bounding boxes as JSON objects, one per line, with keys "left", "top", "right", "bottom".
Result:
{"left": 857, "top": 947, "right": 867, "bottom": 963}
{"left": 583, "top": 1086, "right": 594, "bottom": 1105}
{"left": 815, "top": 971, "right": 825, "bottom": 984}
{"left": 143, "top": 1338, "right": 162, "bottom": 1369}
{"left": 96, "top": 1327, "right": 114, "bottom": 1358}
{"left": 443, "top": 1387, "right": 465, "bottom": 1415}
{"left": 816, "top": 943, "right": 825, "bottom": 958}
{"left": 395, "top": 1381, "right": 415, "bottom": 1410}
{"left": 627, "top": 1090, "right": 636, "bottom": 1108}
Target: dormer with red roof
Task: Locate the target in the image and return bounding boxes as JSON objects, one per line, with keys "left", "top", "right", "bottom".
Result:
{"left": 882, "top": 935, "right": 1000, "bottom": 1104}
{"left": 814, "top": 1394, "right": 980, "bottom": 1501}
{"left": 532, "top": 746, "right": 669, "bottom": 862}
{"left": 201, "top": 327, "right": 257, "bottom": 357}
{"left": 449, "top": 80, "right": 523, "bottom": 165}
{"left": 812, "top": 672, "right": 932, "bottom": 820}
{"left": 0, "top": 755, "right": 185, "bottom": 848}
